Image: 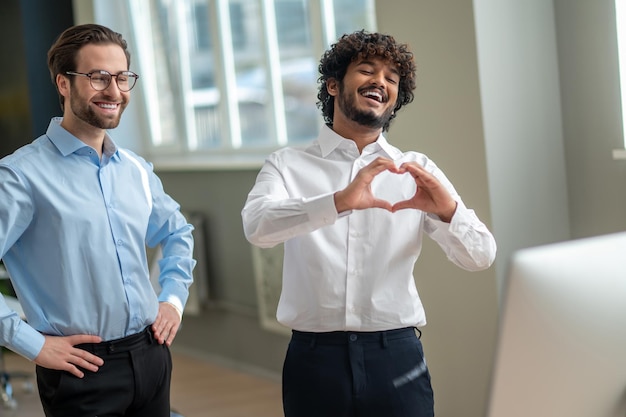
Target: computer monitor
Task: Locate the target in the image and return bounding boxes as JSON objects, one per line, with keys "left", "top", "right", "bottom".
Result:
{"left": 487, "top": 232, "right": 626, "bottom": 417}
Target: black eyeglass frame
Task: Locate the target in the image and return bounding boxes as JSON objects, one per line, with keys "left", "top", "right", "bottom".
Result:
{"left": 65, "top": 70, "right": 139, "bottom": 92}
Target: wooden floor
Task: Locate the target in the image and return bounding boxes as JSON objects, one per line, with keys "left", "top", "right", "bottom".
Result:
{"left": 1, "top": 349, "right": 283, "bottom": 417}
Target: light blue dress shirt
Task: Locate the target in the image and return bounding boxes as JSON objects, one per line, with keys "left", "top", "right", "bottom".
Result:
{"left": 0, "top": 118, "right": 195, "bottom": 360}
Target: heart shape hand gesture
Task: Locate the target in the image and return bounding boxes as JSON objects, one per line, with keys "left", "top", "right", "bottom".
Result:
{"left": 392, "top": 162, "right": 458, "bottom": 222}
{"left": 334, "top": 157, "right": 457, "bottom": 222}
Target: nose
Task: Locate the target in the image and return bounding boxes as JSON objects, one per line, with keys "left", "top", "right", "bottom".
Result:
{"left": 102, "top": 76, "right": 124, "bottom": 95}
{"left": 370, "top": 70, "right": 387, "bottom": 88}
{"left": 99, "top": 84, "right": 124, "bottom": 101}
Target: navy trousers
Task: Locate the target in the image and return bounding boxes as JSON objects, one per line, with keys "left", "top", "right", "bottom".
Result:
{"left": 282, "top": 327, "right": 435, "bottom": 417}
{"left": 36, "top": 327, "right": 172, "bottom": 417}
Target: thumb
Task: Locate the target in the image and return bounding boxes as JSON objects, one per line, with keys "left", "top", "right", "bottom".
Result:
{"left": 372, "top": 198, "right": 393, "bottom": 212}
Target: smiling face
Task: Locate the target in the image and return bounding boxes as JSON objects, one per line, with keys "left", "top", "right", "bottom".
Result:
{"left": 57, "top": 43, "right": 130, "bottom": 136}
{"left": 328, "top": 57, "right": 400, "bottom": 131}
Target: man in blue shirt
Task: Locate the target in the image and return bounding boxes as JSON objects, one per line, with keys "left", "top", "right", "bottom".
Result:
{"left": 0, "top": 24, "right": 196, "bottom": 416}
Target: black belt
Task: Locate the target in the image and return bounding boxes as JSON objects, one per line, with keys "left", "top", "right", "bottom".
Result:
{"left": 76, "top": 327, "right": 155, "bottom": 355}
{"left": 291, "top": 327, "right": 418, "bottom": 346}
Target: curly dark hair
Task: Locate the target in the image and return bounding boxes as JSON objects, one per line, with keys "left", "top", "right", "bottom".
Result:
{"left": 47, "top": 24, "right": 131, "bottom": 111}
{"left": 317, "top": 30, "right": 417, "bottom": 132}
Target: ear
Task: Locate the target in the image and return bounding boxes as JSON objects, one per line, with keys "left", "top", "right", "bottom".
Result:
{"left": 326, "top": 78, "right": 339, "bottom": 97}
{"left": 56, "top": 73, "right": 70, "bottom": 97}
{"left": 56, "top": 74, "right": 71, "bottom": 109}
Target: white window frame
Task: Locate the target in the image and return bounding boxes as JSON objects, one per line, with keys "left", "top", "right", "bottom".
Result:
{"left": 83, "top": 0, "right": 377, "bottom": 170}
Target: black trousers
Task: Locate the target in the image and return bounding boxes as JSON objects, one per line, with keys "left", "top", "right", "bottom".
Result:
{"left": 36, "top": 327, "right": 172, "bottom": 417}
{"left": 283, "top": 327, "right": 435, "bottom": 417}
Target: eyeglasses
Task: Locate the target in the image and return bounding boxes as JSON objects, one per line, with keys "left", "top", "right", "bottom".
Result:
{"left": 65, "top": 70, "right": 139, "bottom": 92}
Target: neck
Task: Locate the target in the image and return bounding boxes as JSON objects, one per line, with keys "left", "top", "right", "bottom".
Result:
{"left": 331, "top": 116, "right": 382, "bottom": 153}
{"left": 60, "top": 118, "right": 106, "bottom": 158}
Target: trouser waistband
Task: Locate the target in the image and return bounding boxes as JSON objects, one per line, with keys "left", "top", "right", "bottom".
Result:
{"left": 291, "top": 327, "right": 418, "bottom": 346}
{"left": 76, "top": 327, "right": 155, "bottom": 355}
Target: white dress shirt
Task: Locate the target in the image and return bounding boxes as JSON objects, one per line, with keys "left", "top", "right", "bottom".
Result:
{"left": 242, "top": 125, "right": 496, "bottom": 332}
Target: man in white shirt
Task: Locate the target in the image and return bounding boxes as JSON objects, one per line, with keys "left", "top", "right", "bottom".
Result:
{"left": 242, "top": 30, "right": 496, "bottom": 417}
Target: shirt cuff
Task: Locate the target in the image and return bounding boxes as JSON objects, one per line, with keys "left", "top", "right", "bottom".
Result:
{"left": 447, "top": 204, "right": 475, "bottom": 231}
{"left": 12, "top": 321, "right": 45, "bottom": 361}
{"left": 304, "top": 193, "right": 340, "bottom": 225}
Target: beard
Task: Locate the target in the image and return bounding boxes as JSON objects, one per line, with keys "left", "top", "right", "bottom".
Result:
{"left": 68, "top": 91, "right": 127, "bottom": 130}
{"left": 336, "top": 83, "right": 394, "bottom": 129}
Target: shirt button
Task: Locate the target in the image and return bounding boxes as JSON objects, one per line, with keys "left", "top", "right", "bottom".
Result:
{"left": 349, "top": 334, "right": 357, "bottom": 342}
{"left": 117, "top": 239, "right": 123, "bottom": 246}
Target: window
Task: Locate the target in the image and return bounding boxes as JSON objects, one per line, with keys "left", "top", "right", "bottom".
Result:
{"left": 123, "top": 0, "right": 376, "bottom": 164}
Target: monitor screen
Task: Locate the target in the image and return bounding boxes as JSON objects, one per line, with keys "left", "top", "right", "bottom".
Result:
{"left": 487, "top": 232, "right": 626, "bottom": 417}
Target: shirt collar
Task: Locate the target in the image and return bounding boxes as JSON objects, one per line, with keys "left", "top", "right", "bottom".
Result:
{"left": 318, "top": 124, "right": 348, "bottom": 157}
{"left": 46, "top": 117, "right": 119, "bottom": 160}
{"left": 318, "top": 124, "right": 403, "bottom": 160}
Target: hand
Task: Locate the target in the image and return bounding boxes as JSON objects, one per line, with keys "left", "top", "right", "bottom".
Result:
{"left": 34, "top": 334, "right": 104, "bottom": 378}
{"left": 334, "top": 157, "right": 400, "bottom": 213}
{"left": 392, "top": 162, "right": 458, "bottom": 222}
{"left": 151, "top": 302, "right": 182, "bottom": 346}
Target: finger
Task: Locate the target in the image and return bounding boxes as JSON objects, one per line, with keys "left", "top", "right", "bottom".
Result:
{"left": 152, "top": 324, "right": 167, "bottom": 345}
{"left": 376, "top": 158, "right": 400, "bottom": 173}
{"left": 165, "top": 326, "right": 178, "bottom": 346}
{"left": 398, "top": 161, "right": 423, "bottom": 171}
{"left": 151, "top": 326, "right": 163, "bottom": 344}
{"left": 371, "top": 156, "right": 394, "bottom": 166}
{"left": 152, "top": 316, "right": 164, "bottom": 334}
{"left": 72, "top": 348, "right": 104, "bottom": 368}
{"left": 153, "top": 312, "right": 171, "bottom": 340}
{"left": 67, "top": 334, "right": 103, "bottom": 345}
{"left": 68, "top": 356, "right": 100, "bottom": 373}
{"left": 378, "top": 159, "right": 400, "bottom": 173}
{"left": 364, "top": 158, "right": 398, "bottom": 176}
{"left": 371, "top": 198, "right": 393, "bottom": 211}
{"left": 359, "top": 164, "right": 392, "bottom": 184}
{"left": 65, "top": 364, "right": 85, "bottom": 378}
{"left": 63, "top": 352, "right": 101, "bottom": 377}
{"left": 151, "top": 320, "right": 161, "bottom": 336}
{"left": 400, "top": 162, "right": 431, "bottom": 179}
{"left": 392, "top": 199, "right": 414, "bottom": 212}
{"left": 158, "top": 331, "right": 167, "bottom": 345}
